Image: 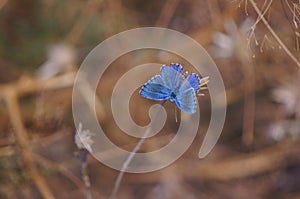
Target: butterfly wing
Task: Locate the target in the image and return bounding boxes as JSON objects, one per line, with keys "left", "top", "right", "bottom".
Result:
{"left": 174, "top": 77, "right": 198, "bottom": 114}
{"left": 160, "top": 64, "right": 184, "bottom": 91}
{"left": 169, "top": 63, "right": 183, "bottom": 73}
{"left": 175, "top": 87, "right": 197, "bottom": 114}
{"left": 139, "top": 75, "right": 171, "bottom": 100}
{"left": 187, "top": 73, "right": 200, "bottom": 92}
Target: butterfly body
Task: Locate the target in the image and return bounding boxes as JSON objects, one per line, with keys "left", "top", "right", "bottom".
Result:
{"left": 139, "top": 63, "right": 201, "bottom": 114}
{"left": 170, "top": 92, "right": 177, "bottom": 102}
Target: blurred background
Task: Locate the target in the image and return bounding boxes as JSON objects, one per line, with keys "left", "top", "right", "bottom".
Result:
{"left": 0, "top": 0, "right": 300, "bottom": 198}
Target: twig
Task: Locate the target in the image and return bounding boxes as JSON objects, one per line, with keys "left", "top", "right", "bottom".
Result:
{"left": 284, "top": 0, "right": 300, "bottom": 25}
{"left": 239, "top": 53, "right": 255, "bottom": 146}
{"left": 0, "top": 71, "right": 105, "bottom": 121}
{"left": 249, "top": 0, "right": 300, "bottom": 67}
{"left": 109, "top": 101, "right": 166, "bottom": 199}
{"left": 251, "top": 0, "right": 273, "bottom": 28}
{"left": 4, "top": 88, "right": 55, "bottom": 199}
{"left": 80, "top": 156, "right": 93, "bottom": 199}
{"left": 241, "top": 63, "right": 255, "bottom": 146}
{"left": 0, "top": 71, "right": 76, "bottom": 100}
{"left": 75, "top": 125, "right": 94, "bottom": 199}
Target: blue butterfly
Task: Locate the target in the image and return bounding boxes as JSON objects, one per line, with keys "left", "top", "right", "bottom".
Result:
{"left": 139, "top": 63, "right": 201, "bottom": 114}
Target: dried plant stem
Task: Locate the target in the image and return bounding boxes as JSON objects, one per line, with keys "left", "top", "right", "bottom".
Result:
{"left": 238, "top": 52, "right": 255, "bottom": 146}
{"left": 251, "top": 0, "right": 273, "bottom": 28}
{"left": 0, "top": 71, "right": 76, "bottom": 99}
{"left": 249, "top": 0, "right": 300, "bottom": 67}
{"left": 0, "top": 71, "right": 105, "bottom": 120}
{"left": 283, "top": 0, "right": 300, "bottom": 24}
{"left": 81, "top": 160, "right": 93, "bottom": 199}
{"left": 109, "top": 101, "right": 166, "bottom": 199}
{"left": 241, "top": 62, "right": 255, "bottom": 146}
{"left": 4, "top": 89, "right": 55, "bottom": 199}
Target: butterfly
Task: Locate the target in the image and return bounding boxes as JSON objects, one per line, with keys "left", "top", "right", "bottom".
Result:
{"left": 139, "top": 63, "right": 204, "bottom": 114}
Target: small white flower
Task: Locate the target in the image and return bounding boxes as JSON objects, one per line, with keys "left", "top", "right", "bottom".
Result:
{"left": 75, "top": 123, "right": 95, "bottom": 153}
{"left": 37, "top": 43, "right": 76, "bottom": 80}
{"left": 272, "top": 73, "right": 300, "bottom": 118}
{"left": 268, "top": 120, "right": 300, "bottom": 141}
{"left": 268, "top": 122, "right": 286, "bottom": 141}
{"left": 210, "top": 18, "right": 254, "bottom": 59}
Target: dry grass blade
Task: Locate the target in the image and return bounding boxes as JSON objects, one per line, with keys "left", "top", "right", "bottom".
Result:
{"left": 249, "top": 0, "right": 300, "bottom": 67}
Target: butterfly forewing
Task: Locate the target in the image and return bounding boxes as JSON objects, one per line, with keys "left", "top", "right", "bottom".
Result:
{"left": 139, "top": 75, "right": 171, "bottom": 100}
{"left": 160, "top": 65, "right": 185, "bottom": 91}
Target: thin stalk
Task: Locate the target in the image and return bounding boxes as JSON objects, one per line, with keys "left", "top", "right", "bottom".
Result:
{"left": 109, "top": 101, "right": 166, "bottom": 199}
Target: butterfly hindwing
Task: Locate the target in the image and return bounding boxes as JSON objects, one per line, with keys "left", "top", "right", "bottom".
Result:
{"left": 175, "top": 87, "right": 197, "bottom": 114}
{"left": 174, "top": 76, "right": 198, "bottom": 114}
{"left": 139, "top": 75, "right": 171, "bottom": 100}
